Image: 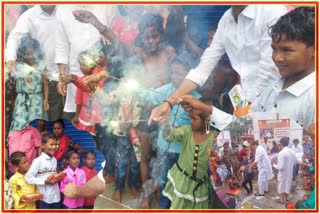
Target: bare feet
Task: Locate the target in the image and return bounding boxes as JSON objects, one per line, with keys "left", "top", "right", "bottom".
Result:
{"left": 139, "top": 197, "right": 150, "bottom": 209}
{"left": 103, "top": 175, "right": 115, "bottom": 184}
{"left": 130, "top": 187, "right": 139, "bottom": 198}
{"left": 112, "top": 190, "right": 121, "bottom": 203}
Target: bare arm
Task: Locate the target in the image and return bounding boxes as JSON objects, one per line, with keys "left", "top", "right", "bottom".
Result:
{"left": 64, "top": 175, "right": 105, "bottom": 198}
{"left": 57, "top": 63, "right": 67, "bottom": 96}
{"left": 42, "top": 75, "right": 49, "bottom": 111}
{"left": 147, "top": 79, "right": 198, "bottom": 125}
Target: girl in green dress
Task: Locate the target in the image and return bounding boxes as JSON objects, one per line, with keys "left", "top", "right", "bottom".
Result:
{"left": 9, "top": 37, "right": 49, "bottom": 134}
{"left": 162, "top": 111, "right": 219, "bottom": 209}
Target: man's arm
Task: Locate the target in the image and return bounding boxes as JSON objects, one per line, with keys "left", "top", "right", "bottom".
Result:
{"left": 255, "top": 6, "right": 287, "bottom": 97}
{"left": 64, "top": 175, "right": 106, "bottom": 198}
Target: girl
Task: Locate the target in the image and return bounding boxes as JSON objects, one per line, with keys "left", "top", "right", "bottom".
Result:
{"left": 162, "top": 111, "right": 219, "bottom": 209}
{"left": 60, "top": 151, "right": 86, "bottom": 209}
{"left": 9, "top": 37, "right": 49, "bottom": 134}
{"left": 52, "top": 119, "right": 83, "bottom": 172}
{"left": 81, "top": 150, "right": 97, "bottom": 209}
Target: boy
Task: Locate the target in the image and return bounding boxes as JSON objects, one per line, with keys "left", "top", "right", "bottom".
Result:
{"left": 9, "top": 152, "right": 37, "bottom": 209}
{"left": 251, "top": 6, "right": 315, "bottom": 128}
{"left": 25, "top": 133, "right": 61, "bottom": 209}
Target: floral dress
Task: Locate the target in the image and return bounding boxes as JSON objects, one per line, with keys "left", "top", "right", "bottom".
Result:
{"left": 162, "top": 126, "right": 218, "bottom": 209}
{"left": 9, "top": 62, "right": 47, "bottom": 134}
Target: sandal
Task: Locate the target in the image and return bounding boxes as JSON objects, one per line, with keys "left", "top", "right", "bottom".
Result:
{"left": 254, "top": 193, "right": 265, "bottom": 196}
{"left": 276, "top": 198, "right": 289, "bottom": 204}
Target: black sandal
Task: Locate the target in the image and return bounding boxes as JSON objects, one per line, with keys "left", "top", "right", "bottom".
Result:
{"left": 255, "top": 193, "right": 265, "bottom": 196}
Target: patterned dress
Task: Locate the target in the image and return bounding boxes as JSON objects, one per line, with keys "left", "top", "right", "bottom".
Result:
{"left": 162, "top": 126, "right": 218, "bottom": 209}
{"left": 9, "top": 62, "right": 47, "bottom": 133}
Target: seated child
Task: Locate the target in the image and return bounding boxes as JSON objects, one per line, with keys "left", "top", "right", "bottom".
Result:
{"left": 5, "top": 161, "right": 13, "bottom": 209}
{"left": 9, "top": 151, "right": 38, "bottom": 209}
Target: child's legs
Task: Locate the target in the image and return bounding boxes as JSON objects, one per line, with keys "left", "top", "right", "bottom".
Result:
{"left": 96, "top": 125, "right": 116, "bottom": 176}
{"left": 242, "top": 179, "right": 251, "bottom": 194}
{"left": 115, "top": 136, "right": 130, "bottom": 191}
{"left": 39, "top": 201, "right": 60, "bottom": 209}
{"left": 128, "top": 143, "right": 140, "bottom": 189}
{"left": 139, "top": 131, "right": 152, "bottom": 184}
{"left": 159, "top": 150, "right": 179, "bottom": 209}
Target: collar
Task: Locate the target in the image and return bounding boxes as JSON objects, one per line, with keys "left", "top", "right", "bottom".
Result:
{"left": 35, "top": 5, "right": 56, "bottom": 16}
{"left": 66, "top": 166, "right": 79, "bottom": 174}
{"left": 15, "top": 171, "right": 24, "bottom": 178}
{"left": 273, "top": 72, "right": 315, "bottom": 97}
{"left": 240, "top": 5, "right": 255, "bottom": 20}
{"left": 41, "top": 152, "right": 53, "bottom": 160}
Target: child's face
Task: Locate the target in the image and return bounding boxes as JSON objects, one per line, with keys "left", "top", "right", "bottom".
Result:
{"left": 16, "top": 156, "right": 30, "bottom": 174}
{"left": 84, "top": 153, "right": 96, "bottom": 169}
{"left": 171, "top": 63, "right": 188, "bottom": 88}
{"left": 271, "top": 35, "right": 314, "bottom": 78}
{"left": 42, "top": 139, "right": 58, "bottom": 157}
{"left": 142, "top": 26, "right": 162, "bottom": 54}
{"left": 37, "top": 119, "right": 46, "bottom": 128}
{"left": 189, "top": 114, "right": 204, "bottom": 132}
{"left": 80, "top": 64, "right": 94, "bottom": 76}
{"left": 68, "top": 153, "right": 80, "bottom": 170}
{"left": 53, "top": 123, "right": 64, "bottom": 138}
{"left": 23, "top": 47, "right": 36, "bottom": 66}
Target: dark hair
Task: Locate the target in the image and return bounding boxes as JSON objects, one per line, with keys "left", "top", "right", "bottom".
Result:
{"left": 42, "top": 132, "right": 57, "bottom": 144}
{"left": 138, "top": 13, "right": 164, "bottom": 35}
{"left": 252, "top": 140, "right": 259, "bottom": 146}
{"left": 83, "top": 150, "right": 96, "bottom": 159}
{"left": 269, "top": 6, "right": 315, "bottom": 47}
{"left": 135, "top": 13, "right": 164, "bottom": 48}
{"left": 66, "top": 150, "right": 80, "bottom": 160}
{"left": 280, "top": 137, "right": 290, "bottom": 147}
{"left": 10, "top": 151, "right": 26, "bottom": 166}
{"left": 16, "top": 37, "right": 42, "bottom": 62}
{"left": 52, "top": 119, "right": 65, "bottom": 129}
{"left": 293, "top": 138, "right": 299, "bottom": 144}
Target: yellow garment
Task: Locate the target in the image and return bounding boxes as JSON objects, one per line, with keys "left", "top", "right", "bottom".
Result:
{"left": 9, "top": 172, "right": 37, "bottom": 209}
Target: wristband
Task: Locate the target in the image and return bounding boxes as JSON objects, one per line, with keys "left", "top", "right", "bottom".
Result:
{"left": 163, "top": 100, "right": 173, "bottom": 110}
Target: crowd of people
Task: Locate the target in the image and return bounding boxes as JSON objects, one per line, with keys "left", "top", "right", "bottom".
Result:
{"left": 4, "top": 3, "right": 316, "bottom": 210}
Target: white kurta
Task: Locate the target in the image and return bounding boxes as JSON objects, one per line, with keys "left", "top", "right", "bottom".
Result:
{"left": 274, "top": 147, "right": 296, "bottom": 194}
{"left": 255, "top": 145, "right": 273, "bottom": 194}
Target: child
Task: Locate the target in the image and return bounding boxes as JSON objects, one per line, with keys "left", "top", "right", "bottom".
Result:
{"left": 237, "top": 159, "right": 255, "bottom": 195}
{"left": 5, "top": 161, "right": 13, "bottom": 209}
{"left": 52, "top": 119, "right": 83, "bottom": 172}
{"left": 9, "top": 37, "right": 49, "bottom": 134}
{"left": 9, "top": 151, "right": 38, "bottom": 209}
{"left": 67, "top": 43, "right": 106, "bottom": 135}
{"left": 251, "top": 6, "right": 315, "bottom": 129}
{"left": 60, "top": 151, "right": 86, "bottom": 209}
{"left": 138, "top": 53, "right": 201, "bottom": 208}
{"left": 162, "top": 111, "right": 219, "bottom": 209}
{"left": 81, "top": 150, "right": 97, "bottom": 209}
{"left": 25, "top": 133, "right": 61, "bottom": 209}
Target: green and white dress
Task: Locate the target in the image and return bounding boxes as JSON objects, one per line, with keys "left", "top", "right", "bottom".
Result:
{"left": 9, "top": 62, "right": 47, "bottom": 134}
{"left": 163, "top": 126, "right": 217, "bottom": 209}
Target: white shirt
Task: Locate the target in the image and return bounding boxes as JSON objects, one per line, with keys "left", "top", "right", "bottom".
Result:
{"left": 25, "top": 153, "right": 60, "bottom": 204}
{"left": 186, "top": 5, "right": 287, "bottom": 102}
{"left": 291, "top": 144, "right": 303, "bottom": 154}
{"left": 6, "top": 5, "right": 59, "bottom": 81}
{"left": 55, "top": 5, "right": 118, "bottom": 112}
{"left": 251, "top": 72, "right": 315, "bottom": 128}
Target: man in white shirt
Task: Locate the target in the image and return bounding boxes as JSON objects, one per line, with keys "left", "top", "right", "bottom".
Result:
{"left": 5, "top": 5, "right": 64, "bottom": 121}
{"left": 273, "top": 137, "right": 296, "bottom": 204}
{"left": 55, "top": 5, "right": 118, "bottom": 119}
{"left": 148, "top": 5, "right": 287, "bottom": 125}
{"left": 249, "top": 140, "right": 273, "bottom": 196}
